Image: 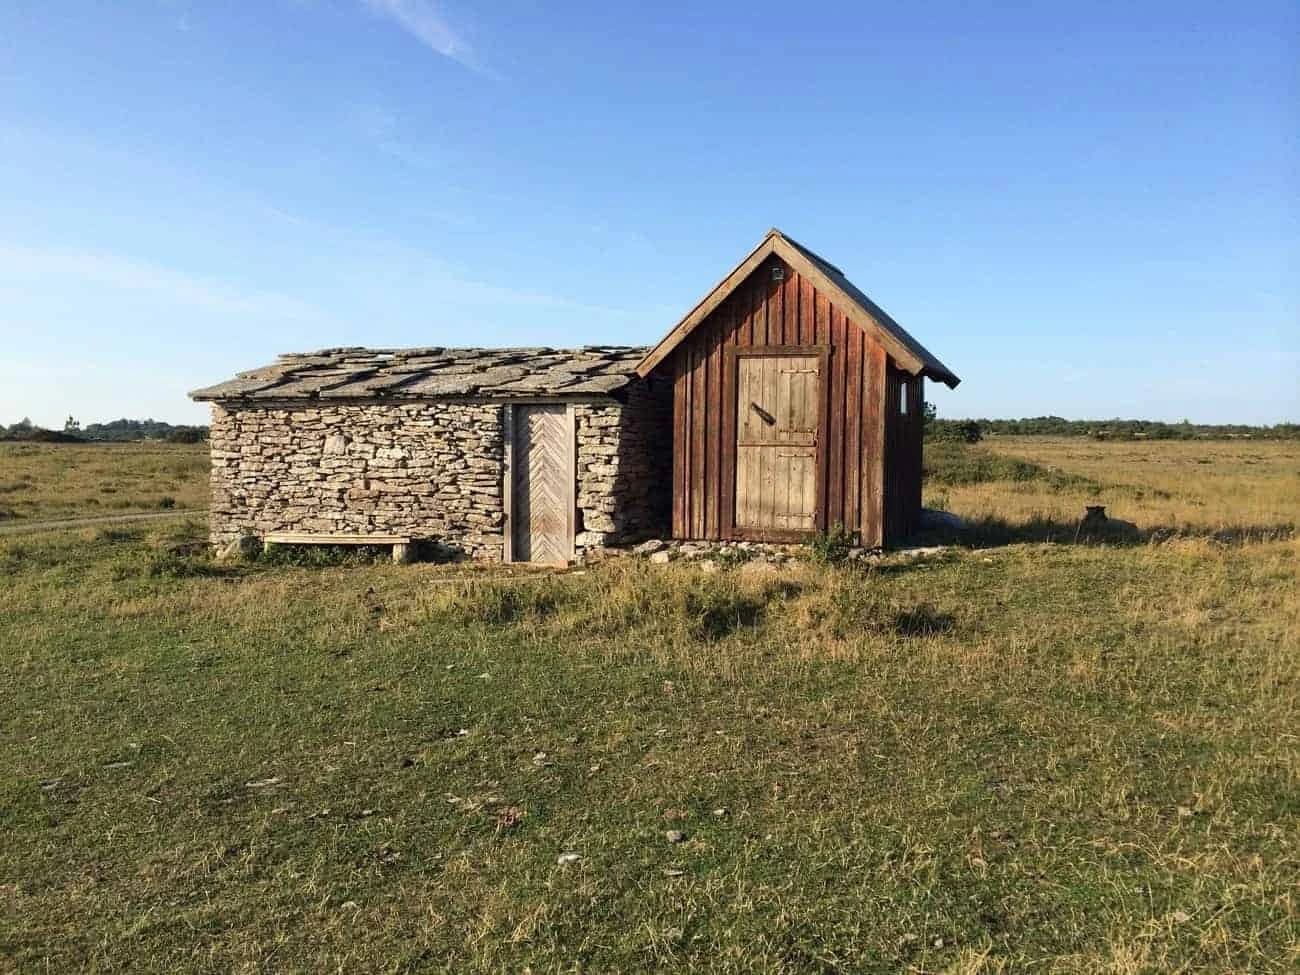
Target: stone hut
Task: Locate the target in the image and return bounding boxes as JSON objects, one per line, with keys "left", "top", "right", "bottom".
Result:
{"left": 192, "top": 228, "right": 960, "bottom": 561}
{"left": 191, "top": 347, "right": 672, "bottom": 562}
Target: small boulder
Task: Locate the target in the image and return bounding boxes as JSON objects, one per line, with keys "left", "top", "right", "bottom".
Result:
{"left": 648, "top": 550, "right": 674, "bottom": 565}
{"left": 216, "top": 535, "right": 261, "bottom": 562}
{"left": 665, "top": 830, "right": 687, "bottom": 844}
{"left": 634, "top": 539, "right": 667, "bottom": 556}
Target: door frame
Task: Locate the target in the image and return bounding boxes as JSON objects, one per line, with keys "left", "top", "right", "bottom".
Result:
{"left": 502, "top": 401, "right": 577, "bottom": 564}
{"left": 722, "top": 345, "right": 832, "bottom": 542}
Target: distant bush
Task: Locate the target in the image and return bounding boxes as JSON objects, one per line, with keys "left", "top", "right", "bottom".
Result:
{"left": 928, "top": 419, "right": 983, "bottom": 443}
{"left": 0, "top": 425, "right": 83, "bottom": 443}
{"left": 165, "top": 427, "right": 207, "bottom": 444}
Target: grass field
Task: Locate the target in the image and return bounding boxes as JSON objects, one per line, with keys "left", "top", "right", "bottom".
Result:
{"left": 1, "top": 439, "right": 1296, "bottom": 972}
{"left": 0, "top": 442, "right": 208, "bottom": 522}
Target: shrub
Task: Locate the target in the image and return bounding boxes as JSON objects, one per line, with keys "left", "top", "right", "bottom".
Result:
{"left": 257, "top": 544, "right": 390, "bottom": 568}
{"left": 807, "top": 524, "right": 856, "bottom": 564}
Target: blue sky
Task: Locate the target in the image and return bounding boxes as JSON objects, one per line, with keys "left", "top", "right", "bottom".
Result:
{"left": 1, "top": 0, "right": 1295, "bottom": 426}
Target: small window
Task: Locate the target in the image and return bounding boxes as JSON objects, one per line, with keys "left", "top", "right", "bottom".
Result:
{"left": 899, "top": 381, "right": 909, "bottom": 415}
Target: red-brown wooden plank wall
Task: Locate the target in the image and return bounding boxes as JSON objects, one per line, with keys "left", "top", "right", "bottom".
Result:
{"left": 883, "top": 369, "right": 924, "bottom": 544}
{"left": 666, "top": 255, "right": 898, "bottom": 545}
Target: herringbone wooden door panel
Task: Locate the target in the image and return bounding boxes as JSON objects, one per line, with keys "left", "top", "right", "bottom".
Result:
{"left": 511, "top": 405, "right": 572, "bottom": 563}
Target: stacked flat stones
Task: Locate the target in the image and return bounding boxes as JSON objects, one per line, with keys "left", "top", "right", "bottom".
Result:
{"left": 190, "top": 346, "right": 647, "bottom": 402}
{"left": 194, "top": 346, "right": 671, "bottom": 561}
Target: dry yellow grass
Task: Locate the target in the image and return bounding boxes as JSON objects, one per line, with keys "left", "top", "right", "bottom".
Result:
{"left": 928, "top": 436, "right": 1299, "bottom": 535}
{"left": 0, "top": 441, "right": 208, "bottom": 522}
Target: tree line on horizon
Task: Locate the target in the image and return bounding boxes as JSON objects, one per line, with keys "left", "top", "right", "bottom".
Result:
{"left": 2, "top": 413, "right": 1297, "bottom": 445}
{"left": 923, "top": 406, "right": 1300, "bottom": 442}
{"left": 0, "top": 416, "right": 208, "bottom": 444}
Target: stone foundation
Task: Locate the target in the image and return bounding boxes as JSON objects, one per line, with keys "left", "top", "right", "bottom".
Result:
{"left": 207, "top": 380, "right": 671, "bottom": 561}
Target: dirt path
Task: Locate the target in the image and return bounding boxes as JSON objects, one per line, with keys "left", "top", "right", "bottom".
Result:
{"left": 0, "top": 510, "right": 207, "bottom": 536}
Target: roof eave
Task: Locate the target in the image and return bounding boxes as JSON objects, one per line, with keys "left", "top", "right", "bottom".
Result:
{"left": 924, "top": 366, "right": 961, "bottom": 389}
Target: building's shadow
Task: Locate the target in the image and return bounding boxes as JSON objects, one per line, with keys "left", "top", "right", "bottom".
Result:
{"left": 907, "top": 512, "right": 1294, "bottom": 550}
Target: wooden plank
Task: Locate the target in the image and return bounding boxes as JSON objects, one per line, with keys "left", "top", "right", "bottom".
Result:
{"left": 681, "top": 351, "right": 691, "bottom": 538}
{"left": 728, "top": 344, "right": 830, "bottom": 358}
{"left": 502, "top": 405, "right": 514, "bottom": 562}
{"left": 759, "top": 357, "right": 776, "bottom": 526}
{"left": 845, "top": 325, "right": 862, "bottom": 536}
{"left": 565, "top": 404, "right": 577, "bottom": 561}
{"left": 782, "top": 271, "right": 799, "bottom": 345}
{"left": 706, "top": 317, "right": 723, "bottom": 539}
{"left": 682, "top": 344, "right": 694, "bottom": 537}
{"left": 690, "top": 336, "right": 706, "bottom": 538}
{"left": 814, "top": 345, "right": 831, "bottom": 532}
{"left": 799, "top": 275, "right": 814, "bottom": 345}
{"left": 826, "top": 307, "right": 845, "bottom": 530}
{"left": 737, "top": 357, "right": 754, "bottom": 527}
{"left": 864, "top": 340, "right": 888, "bottom": 547}
{"left": 776, "top": 356, "right": 791, "bottom": 525}
{"left": 720, "top": 340, "right": 737, "bottom": 538}
{"left": 813, "top": 291, "right": 830, "bottom": 529}
{"left": 743, "top": 276, "right": 759, "bottom": 345}
{"left": 265, "top": 532, "right": 411, "bottom": 545}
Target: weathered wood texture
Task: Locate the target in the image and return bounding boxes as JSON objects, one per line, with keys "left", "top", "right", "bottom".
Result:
{"left": 667, "top": 255, "right": 897, "bottom": 545}
{"left": 883, "top": 369, "right": 924, "bottom": 544}
{"left": 509, "top": 404, "right": 574, "bottom": 563}
{"left": 733, "top": 352, "right": 821, "bottom": 534}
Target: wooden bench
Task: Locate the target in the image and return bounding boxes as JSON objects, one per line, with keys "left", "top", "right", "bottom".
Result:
{"left": 263, "top": 532, "right": 415, "bottom": 564}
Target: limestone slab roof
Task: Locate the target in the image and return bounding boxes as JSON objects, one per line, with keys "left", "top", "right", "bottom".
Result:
{"left": 189, "top": 346, "right": 649, "bottom": 403}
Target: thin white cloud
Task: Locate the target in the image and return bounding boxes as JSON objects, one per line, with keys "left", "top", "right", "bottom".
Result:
{"left": 0, "top": 244, "right": 318, "bottom": 320}
{"left": 361, "top": 0, "right": 494, "bottom": 76}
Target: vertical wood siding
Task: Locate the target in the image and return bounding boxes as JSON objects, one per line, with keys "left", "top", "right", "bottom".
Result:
{"left": 883, "top": 370, "right": 924, "bottom": 545}
{"left": 667, "top": 255, "right": 899, "bottom": 546}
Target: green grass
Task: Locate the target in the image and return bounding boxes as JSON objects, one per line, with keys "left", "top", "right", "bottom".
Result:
{"left": 1, "top": 504, "right": 1296, "bottom": 971}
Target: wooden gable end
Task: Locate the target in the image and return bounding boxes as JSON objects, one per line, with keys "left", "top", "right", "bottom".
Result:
{"left": 666, "top": 253, "right": 904, "bottom": 547}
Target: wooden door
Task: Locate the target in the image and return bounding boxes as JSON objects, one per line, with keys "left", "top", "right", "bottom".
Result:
{"left": 510, "top": 405, "right": 574, "bottom": 563}
{"left": 733, "top": 353, "right": 822, "bottom": 536}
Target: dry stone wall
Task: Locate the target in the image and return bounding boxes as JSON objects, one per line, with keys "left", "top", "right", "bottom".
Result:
{"left": 574, "top": 378, "right": 672, "bottom": 554}
{"left": 208, "top": 380, "right": 672, "bottom": 561}
{"left": 208, "top": 401, "right": 506, "bottom": 559}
